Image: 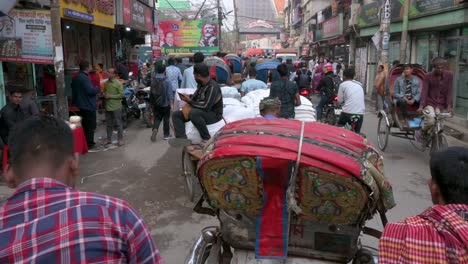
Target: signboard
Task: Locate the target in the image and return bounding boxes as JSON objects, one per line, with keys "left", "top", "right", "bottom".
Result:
{"left": 159, "top": 20, "right": 219, "bottom": 54}
{"left": 121, "top": 0, "right": 153, "bottom": 32}
{"left": 322, "top": 14, "right": 343, "bottom": 38}
{"left": 357, "top": 1, "right": 379, "bottom": 27}
{"left": 60, "top": 0, "right": 115, "bottom": 28}
{"left": 157, "top": 0, "right": 191, "bottom": 11}
{"left": 0, "top": 9, "right": 53, "bottom": 64}
{"left": 411, "top": 0, "right": 457, "bottom": 16}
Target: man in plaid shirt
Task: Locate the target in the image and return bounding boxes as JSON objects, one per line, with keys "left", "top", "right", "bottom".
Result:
{"left": 0, "top": 116, "right": 163, "bottom": 263}
{"left": 379, "top": 147, "right": 468, "bottom": 263}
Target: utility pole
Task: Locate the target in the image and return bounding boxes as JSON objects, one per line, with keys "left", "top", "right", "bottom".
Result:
{"left": 399, "top": 0, "right": 410, "bottom": 63}
{"left": 50, "top": 0, "right": 68, "bottom": 120}
{"left": 217, "top": 0, "right": 223, "bottom": 50}
{"left": 233, "top": 0, "right": 240, "bottom": 54}
{"left": 379, "top": 0, "right": 391, "bottom": 71}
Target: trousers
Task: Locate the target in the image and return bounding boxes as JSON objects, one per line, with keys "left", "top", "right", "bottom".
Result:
{"left": 106, "top": 109, "right": 123, "bottom": 142}
{"left": 152, "top": 106, "right": 171, "bottom": 137}
{"left": 172, "top": 108, "right": 221, "bottom": 140}
{"left": 79, "top": 109, "right": 97, "bottom": 147}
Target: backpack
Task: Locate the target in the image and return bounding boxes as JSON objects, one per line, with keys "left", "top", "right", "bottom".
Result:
{"left": 297, "top": 69, "right": 311, "bottom": 88}
{"left": 330, "top": 74, "right": 342, "bottom": 95}
{"left": 150, "top": 78, "right": 166, "bottom": 107}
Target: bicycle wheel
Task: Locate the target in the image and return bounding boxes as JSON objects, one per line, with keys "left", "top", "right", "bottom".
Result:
{"left": 182, "top": 149, "right": 201, "bottom": 202}
{"left": 430, "top": 134, "right": 448, "bottom": 154}
{"left": 377, "top": 115, "right": 390, "bottom": 151}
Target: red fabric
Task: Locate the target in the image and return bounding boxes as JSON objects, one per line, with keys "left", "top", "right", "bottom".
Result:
{"left": 42, "top": 73, "right": 56, "bottom": 95}
{"left": 89, "top": 72, "right": 100, "bottom": 89}
{"left": 73, "top": 127, "right": 88, "bottom": 155}
{"left": 2, "top": 145, "right": 8, "bottom": 175}
{"left": 379, "top": 204, "right": 468, "bottom": 264}
{"left": 256, "top": 158, "right": 290, "bottom": 259}
{"left": 200, "top": 119, "right": 369, "bottom": 177}
{"left": 210, "top": 65, "right": 216, "bottom": 80}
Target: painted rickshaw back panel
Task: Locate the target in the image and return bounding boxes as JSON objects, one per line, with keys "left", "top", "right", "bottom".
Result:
{"left": 196, "top": 119, "right": 395, "bottom": 261}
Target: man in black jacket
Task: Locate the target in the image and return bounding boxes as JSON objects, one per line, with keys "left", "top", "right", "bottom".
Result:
{"left": 316, "top": 64, "right": 337, "bottom": 121}
{"left": 0, "top": 90, "right": 25, "bottom": 145}
{"left": 171, "top": 63, "right": 223, "bottom": 146}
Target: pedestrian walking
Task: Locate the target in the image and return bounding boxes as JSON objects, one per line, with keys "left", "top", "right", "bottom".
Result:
{"left": 374, "top": 65, "right": 387, "bottom": 112}
{"left": 71, "top": 61, "right": 100, "bottom": 149}
{"left": 150, "top": 64, "right": 174, "bottom": 142}
{"left": 103, "top": 68, "right": 125, "bottom": 146}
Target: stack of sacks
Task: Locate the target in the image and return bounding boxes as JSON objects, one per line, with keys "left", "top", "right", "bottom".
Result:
{"left": 240, "top": 89, "right": 316, "bottom": 121}
{"left": 241, "top": 89, "right": 271, "bottom": 115}
{"left": 185, "top": 119, "right": 226, "bottom": 144}
{"left": 221, "top": 86, "right": 241, "bottom": 100}
{"left": 223, "top": 98, "right": 256, "bottom": 123}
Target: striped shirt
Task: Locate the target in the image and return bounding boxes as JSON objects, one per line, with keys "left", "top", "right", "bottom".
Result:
{"left": 0, "top": 178, "right": 162, "bottom": 263}
{"left": 379, "top": 204, "right": 468, "bottom": 264}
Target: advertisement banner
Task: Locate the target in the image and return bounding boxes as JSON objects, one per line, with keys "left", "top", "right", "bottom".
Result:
{"left": 357, "top": 1, "right": 379, "bottom": 27}
{"left": 410, "top": 0, "right": 457, "bottom": 16}
{"left": 60, "top": 0, "right": 115, "bottom": 28}
{"left": 121, "top": 0, "right": 153, "bottom": 32}
{"left": 322, "top": 15, "right": 342, "bottom": 38}
{"left": 159, "top": 20, "right": 219, "bottom": 54}
{"left": 0, "top": 9, "right": 53, "bottom": 64}
{"left": 157, "top": 0, "right": 191, "bottom": 11}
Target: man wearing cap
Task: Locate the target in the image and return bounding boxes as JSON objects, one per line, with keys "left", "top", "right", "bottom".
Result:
{"left": 393, "top": 64, "right": 421, "bottom": 120}
{"left": 259, "top": 97, "right": 281, "bottom": 119}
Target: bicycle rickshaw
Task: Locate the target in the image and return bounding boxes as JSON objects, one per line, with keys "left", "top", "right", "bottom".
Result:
{"left": 377, "top": 64, "right": 449, "bottom": 153}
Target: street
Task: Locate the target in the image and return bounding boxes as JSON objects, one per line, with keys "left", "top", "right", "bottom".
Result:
{"left": 73, "top": 104, "right": 436, "bottom": 263}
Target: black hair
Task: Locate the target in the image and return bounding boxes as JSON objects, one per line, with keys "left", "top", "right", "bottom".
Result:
{"left": 392, "top": 60, "right": 400, "bottom": 66}
{"left": 9, "top": 89, "right": 22, "bottom": 95}
{"left": 157, "top": 64, "right": 166, "bottom": 74}
{"left": 402, "top": 64, "right": 412, "bottom": 69}
{"left": 432, "top": 57, "right": 446, "bottom": 66}
{"left": 8, "top": 116, "right": 74, "bottom": 177}
{"left": 336, "top": 64, "right": 342, "bottom": 70}
{"left": 168, "top": 57, "right": 175, "bottom": 66}
{"left": 248, "top": 68, "right": 257, "bottom": 77}
{"left": 430, "top": 147, "right": 468, "bottom": 204}
{"left": 79, "top": 61, "right": 90, "bottom": 71}
{"left": 176, "top": 57, "right": 182, "bottom": 63}
{"left": 277, "top": 57, "right": 283, "bottom": 63}
{"left": 277, "top": 64, "right": 289, "bottom": 77}
{"left": 343, "top": 68, "right": 355, "bottom": 79}
{"left": 194, "top": 52, "right": 205, "bottom": 63}
{"left": 194, "top": 63, "right": 210, "bottom": 77}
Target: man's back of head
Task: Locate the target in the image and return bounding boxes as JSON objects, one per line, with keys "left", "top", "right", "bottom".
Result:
{"left": 430, "top": 147, "right": 468, "bottom": 205}
{"left": 194, "top": 52, "right": 205, "bottom": 64}
{"left": 277, "top": 64, "right": 289, "bottom": 77}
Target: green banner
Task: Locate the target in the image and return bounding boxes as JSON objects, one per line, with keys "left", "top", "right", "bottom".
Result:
{"left": 358, "top": 2, "right": 379, "bottom": 27}
{"left": 157, "top": 0, "right": 191, "bottom": 11}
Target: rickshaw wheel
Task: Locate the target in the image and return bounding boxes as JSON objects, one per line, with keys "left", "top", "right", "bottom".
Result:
{"left": 377, "top": 115, "right": 390, "bottom": 151}
{"left": 182, "top": 149, "right": 200, "bottom": 202}
{"left": 430, "top": 134, "right": 448, "bottom": 154}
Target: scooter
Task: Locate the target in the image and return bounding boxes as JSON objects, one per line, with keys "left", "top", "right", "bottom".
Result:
{"left": 121, "top": 83, "right": 140, "bottom": 128}
{"left": 322, "top": 95, "right": 342, "bottom": 125}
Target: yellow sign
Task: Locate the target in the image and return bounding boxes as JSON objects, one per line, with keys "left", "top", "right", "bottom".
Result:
{"left": 60, "top": 0, "right": 115, "bottom": 28}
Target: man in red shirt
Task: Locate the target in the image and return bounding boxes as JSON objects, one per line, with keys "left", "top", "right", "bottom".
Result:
{"left": 0, "top": 116, "right": 162, "bottom": 263}
{"left": 379, "top": 147, "right": 468, "bottom": 264}
{"left": 418, "top": 57, "right": 454, "bottom": 132}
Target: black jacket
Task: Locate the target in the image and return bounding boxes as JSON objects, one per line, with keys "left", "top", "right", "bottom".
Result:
{"left": 0, "top": 103, "right": 25, "bottom": 144}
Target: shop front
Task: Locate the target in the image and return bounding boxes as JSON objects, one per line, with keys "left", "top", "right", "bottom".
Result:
{"left": 314, "top": 14, "right": 347, "bottom": 61}
{"left": 115, "top": 0, "right": 153, "bottom": 74}
{"left": 0, "top": 8, "right": 55, "bottom": 111}
{"left": 60, "top": 0, "right": 115, "bottom": 99}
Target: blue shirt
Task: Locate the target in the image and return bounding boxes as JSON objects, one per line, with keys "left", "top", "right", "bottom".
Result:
{"left": 240, "top": 79, "right": 268, "bottom": 95}
{"left": 71, "top": 71, "right": 100, "bottom": 111}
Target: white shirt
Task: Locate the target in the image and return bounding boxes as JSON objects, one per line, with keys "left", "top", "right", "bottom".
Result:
{"left": 308, "top": 59, "right": 315, "bottom": 73}
{"left": 338, "top": 80, "right": 365, "bottom": 115}
{"left": 181, "top": 66, "right": 197, "bottom": 89}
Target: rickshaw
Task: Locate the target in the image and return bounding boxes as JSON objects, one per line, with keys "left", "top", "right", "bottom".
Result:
{"left": 255, "top": 59, "right": 281, "bottom": 83}
{"left": 225, "top": 54, "right": 242, "bottom": 74}
{"left": 376, "top": 64, "right": 449, "bottom": 153}
{"left": 204, "top": 56, "right": 232, "bottom": 84}
{"left": 183, "top": 119, "right": 395, "bottom": 263}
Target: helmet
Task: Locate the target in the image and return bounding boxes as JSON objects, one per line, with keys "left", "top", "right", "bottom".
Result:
{"left": 323, "top": 63, "right": 333, "bottom": 73}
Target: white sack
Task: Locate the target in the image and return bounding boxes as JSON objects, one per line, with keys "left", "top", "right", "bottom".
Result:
{"left": 185, "top": 119, "right": 226, "bottom": 144}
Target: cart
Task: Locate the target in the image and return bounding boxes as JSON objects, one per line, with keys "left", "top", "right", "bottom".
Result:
{"left": 376, "top": 64, "right": 449, "bottom": 153}
{"left": 182, "top": 144, "right": 204, "bottom": 202}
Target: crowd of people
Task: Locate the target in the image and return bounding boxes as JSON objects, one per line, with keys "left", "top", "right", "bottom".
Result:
{"left": 0, "top": 49, "right": 466, "bottom": 263}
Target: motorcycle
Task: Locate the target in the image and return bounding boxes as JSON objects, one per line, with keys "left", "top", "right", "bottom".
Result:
{"left": 121, "top": 82, "right": 140, "bottom": 128}
{"left": 135, "top": 85, "right": 153, "bottom": 128}
{"left": 322, "top": 95, "right": 342, "bottom": 125}
{"left": 183, "top": 119, "right": 395, "bottom": 264}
